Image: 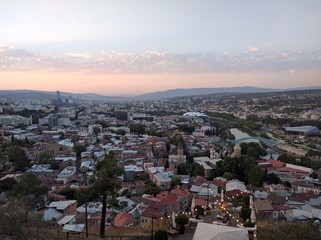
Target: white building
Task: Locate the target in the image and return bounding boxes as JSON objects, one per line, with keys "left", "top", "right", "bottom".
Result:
{"left": 56, "top": 166, "right": 76, "bottom": 184}
{"left": 272, "top": 205, "right": 293, "bottom": 221}
{"left": 226, "top": 179, "right": 246, "bottom": 192}
{"left": 145, "top": 166, "right": 174, "bottom": 190}
{"left": 0, "top": 115, "right": 31, "bottom": 126}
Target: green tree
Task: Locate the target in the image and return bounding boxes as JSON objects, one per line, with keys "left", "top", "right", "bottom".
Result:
{"left": 50, "top": 161, "right": 60, "bottom": 170}
{"left": 93, "top": 126, "right": 101, "bottom": 137}
{"left": 154, "top": 230, "right": 168, "bottom": 240}
{"left": 264, "top": 172, "right": 281, "bottom": 184}
{"left": 38, "top": 151, "right": 60, "bottom": 169}
{"left": 7, "top": 145, "right": 29, "bottom": 171}
{"left": 170, "top": 176, "right": 181, "bottom": 189}
{"left": 0, "top": 177, "right": 17, "bottom": 192}
{"left": 137, "top": 172, "right": 150, "bottom": 182}
{"left": 76, "top": 152, "right": 123, "bottom": 237}
{"left": 9, "top": 174, "right": 48, "bottom": 209}
{"left": 260, "top": 132, "right": 270, "bottom": 139}
{"left": 231, "top": 195, "right": 250, "bottom": 208}
{"left": 215, "top": 155, "right": 258, "bottom": 184}
{"left": 129, "top": 123, "right": 145, "bottom": 135}
{"left": 177, "top": 163, "right": 189, "bottom": 175}
{"left": 241, "top": 207, "right": 251, "bottom": 222}
{"left": 177, "top": 124, "right": 195, "bottom": 134}
{"left": 278, "top": 153, "right": 297, "bottom": 164}
{"left": 73, "top": 143, "right": 86, "bottom": 157}
{"left": 146, "top": 182, "right": 161, "bottom": 196}
{"left": 38, "top": 151, "right": 53, "bottom": 163}
{"left": 223, "top": 171, "right": 234, "bottom": 180}
{"left": 59, "top": 187, "right": 76, "bottom": 200}
{"left": 175, "top": 214, "right": 189, "bottom": 234}
{"left": 240, "top": 142, "right": 267, "bottom": 159}
{"left": 248, "top": 166, "right": 265, "bottom": 187}
{"left": 116, "top": 129, "right": 127, "bottom": 136}
{"left": 257, "top": 222, "right": 320, "bottom": 240}
{"left": 73, "top": 143, "right": 86, "bottom": 173}
{"left": 171, "top": 136, "right": 186, "bottom": 149}
{"left": 194, "top": 205, "right": 205, "bottom": 217}
{"left": 71, "top": 134, "right": 80, "bottom": 144}
{"left": 191, "top": 163, "right": 205, "bottom": 177}
{"left": 0, "top": 200, "right": 54, "bottom": 239}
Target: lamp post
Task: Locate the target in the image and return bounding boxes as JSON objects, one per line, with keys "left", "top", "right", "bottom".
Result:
{"left": 151, "top": 213, "right": 154, "bottom": 240}
{"left": 85, "top": 199, "right": 88, "bottom": 238}
{"left": 206, "top": 186, "right": 212, "bottom": 210}
{"left": 207, "top": 187, "right": 209, "bottom": 207}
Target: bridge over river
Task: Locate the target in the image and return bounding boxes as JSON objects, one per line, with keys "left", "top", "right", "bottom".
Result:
{"left": 230, "top": 136, "right": 280, "bottom": 146}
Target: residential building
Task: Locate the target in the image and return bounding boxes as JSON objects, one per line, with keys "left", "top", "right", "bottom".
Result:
{"left": 254, "top": 199, "right": 273, "bottom": 221}
{"left": 272, "top": 205, "right": 293, "bottom": 221}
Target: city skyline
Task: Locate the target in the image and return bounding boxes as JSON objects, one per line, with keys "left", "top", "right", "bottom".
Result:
{"left": 1, "top": 1, "right": 321, "bottom": 95}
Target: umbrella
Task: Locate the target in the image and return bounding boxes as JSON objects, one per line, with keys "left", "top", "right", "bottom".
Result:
{"left": 221, "top": 189, "right": 224, "bottom": 202}
{"left": 249, "top": 195, "right": 253, "bottom": 209}
{"left": 191, "top": 198, "right": 195, "bottom": 215}
{"left": 172, "top": 211, "right": 176, "bottom": 229}
{"left": 250, "top": 207, "right": 256, "bottom": 223}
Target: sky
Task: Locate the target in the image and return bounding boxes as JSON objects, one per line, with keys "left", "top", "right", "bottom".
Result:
{"left": 0, "top": 0, "right": 321, "bottom": 95}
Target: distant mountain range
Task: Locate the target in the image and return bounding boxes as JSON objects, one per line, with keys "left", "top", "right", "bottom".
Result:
{"left": 0, "top": 90, "right": 124, "bottom": 102}
{"left": 0, "top": 86, "right": 320, "bottom": 102}
{"left": 133, "top": 86, "right": 277, "bottom": 101}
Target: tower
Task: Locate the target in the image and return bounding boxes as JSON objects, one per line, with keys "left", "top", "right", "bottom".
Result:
{"left": 233, "top": 144, "right": 241, "bottom": 158}
{"left": 177, "top": 143, "right": 184, "bottom": 165}
{"left": 169, "top": 159, "right": 176, "bottom": 174}
{"left": 210, "top": 146, "right": 215, "bottom": 159}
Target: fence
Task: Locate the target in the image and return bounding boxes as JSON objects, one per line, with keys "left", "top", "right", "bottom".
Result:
{"left": 6, "top": 227, "right": 152, "bottom": 240}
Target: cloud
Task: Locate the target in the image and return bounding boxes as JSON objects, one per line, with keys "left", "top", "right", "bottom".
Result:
{"left": 248, "top": 46, "right": 259, "bottom": 52}
{"left": 1, "top": 44, "right": 321, "bottom": 74}
{"left": 66, "top": 52, "right": 92, "bottom": 59}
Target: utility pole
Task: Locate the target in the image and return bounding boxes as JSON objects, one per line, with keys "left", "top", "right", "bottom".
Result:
{"left": 207, "top": 187, "right": 209, "bottom": 208}
{"left": 151, "top": 214, "right": 154, "bottom": 240}
{"left": 85, "top": 199, "right": 88, "bottom": 238}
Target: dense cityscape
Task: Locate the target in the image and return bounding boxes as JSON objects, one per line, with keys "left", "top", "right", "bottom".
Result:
{"left": 1, "top": 1, "right": 321, "bottom": 239}
{"left": 0, "top": 88, "right": 321, "bottom": 239}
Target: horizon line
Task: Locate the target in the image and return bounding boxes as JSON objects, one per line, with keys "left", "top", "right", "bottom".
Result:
{"left": 1, "top": 85, "right": 321, "bottom": 98}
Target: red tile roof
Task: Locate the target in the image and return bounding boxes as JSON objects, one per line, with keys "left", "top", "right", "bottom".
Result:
{"left": 161, "top": 193, "right": 178, "bottom": 204}
{"left": 142, "top": 204, "right": 165, "bottom": 219}
{"left": 267, "top": 160, "right": 285, "bottom": 168}
{"left": 212, "top": 179, "right": 226, "bottom": 188}
{"left": 272, "top": 205, "right": 293, "bottom": 211}
{"left": 194, "top": 198, "right": 207, "bottom": 206}
{"left": 171, "top": 187, "right": 189, "bottom": 197}
{"left": 276, "top": 167, "right": 310, "bottom": 174}
{"left": 193, "top": 176, "right": 205, "bottom": 185}
{"left": 48, "top": 193, "right": 67, "bottom": 201}
{"left": 114, "top": 211, "right": 134, "bottom": 227}
{"left": 267, "top": 194, "right": 285, "bottom": 205}
{"left": 225, "top": 189, "right": 244, "bottom": 197}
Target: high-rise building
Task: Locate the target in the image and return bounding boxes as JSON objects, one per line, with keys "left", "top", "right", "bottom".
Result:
{"left": 56, "top": 91, "right": 62, "bottom": 107}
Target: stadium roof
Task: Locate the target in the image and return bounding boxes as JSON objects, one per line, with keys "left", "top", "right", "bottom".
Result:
{"left": 183, "top": 112, "right": 208, "bottom": 118}
{"left": 285, "top": 126, "right": 320, "bottom": 136}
